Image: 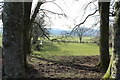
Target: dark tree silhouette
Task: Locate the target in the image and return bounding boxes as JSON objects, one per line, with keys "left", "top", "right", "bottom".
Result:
{"left": 98, "top": 1, "right": 110, "bottom": 71}
{"left": 2, "top": 2, "right": 25, "bottom": 78}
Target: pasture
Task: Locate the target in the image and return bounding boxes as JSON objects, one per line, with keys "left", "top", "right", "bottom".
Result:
{"left": 33, "top": 42, "right": 100, "bottom": 57}
{"left": 30, "top": 40, "right": 108, "bottom": 79}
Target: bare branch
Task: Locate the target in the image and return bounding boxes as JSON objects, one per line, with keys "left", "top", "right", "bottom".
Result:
{"left": 39, "top": 10, "right": 52, "bottom": 27}
{"left": 33, "top": 22, "right": 51, "bottom": 40}
{"left": 30, "top": 2, "right": 43, "bottom": 23}
{"left": 33, "top": 22, "right": 64, "bottom": 42}
{"left": 81, "top": 0, "right": 98, "bottom": 20}
{"left": 40, "top": 9, "right": 67, "bottom": 17}
{"left": 86, "top": 27, "right": 99, "bottom": 36}
{"left": 70, "top": 9, "right": 98, "bottom": 34}
{"left": 83, "top": 0, "right": 97, "bottom": 10}
{"left": 43, "top": 1, "right": 66, "bottom": 15}
{"left": 82, "top": 20, "right": 99, "bottom": 33}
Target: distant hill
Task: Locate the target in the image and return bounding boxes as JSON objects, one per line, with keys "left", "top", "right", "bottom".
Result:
{"left": 0, "top": 27, "right": 99, "bottom": 37}
{"left": 49, "top": 28, "right": 71, "bottom": 35}
{"left": 49, "top": 28, "right": 99, "bottom": 37}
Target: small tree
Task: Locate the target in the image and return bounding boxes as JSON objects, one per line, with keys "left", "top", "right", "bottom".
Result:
{"left": 74, "top": 27, "right": 87, "bottom": 43}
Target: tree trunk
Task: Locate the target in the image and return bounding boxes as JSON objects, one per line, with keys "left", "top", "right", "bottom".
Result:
{"left": 23, "top": 2, "right": 43, "bottom": 68}
{"left": 23, "top": 2, "right": 43, "bottom": 69}
{"left": 23, "top": 2, "right": 32, "bottom": 69}
{"left": 111, "top": 1, "right": 120, "bottom": 79}
{"left": 78, "top": 33, "right": 82, "bottom": 43}
{"left": 102, "top": 1, "right": 120, "bottom": 79}
{"left": 98, "top": 2, "right": 110, "bottom": 71}
{"left": 2, "top": 2, "right": 25, "bottom": 78}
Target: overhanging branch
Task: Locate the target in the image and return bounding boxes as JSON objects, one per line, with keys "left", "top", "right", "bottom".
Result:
{"left": 70, "top": 9, "right": 98, "bottom": 34}
{"left": 30, "top": 2, "right": 43, "bottom": 23}
{"left": 40, "top": 9, "right": 67, "bottom": 17}
{"left": 33, "top": 22, "right": 63, "bottom": 42}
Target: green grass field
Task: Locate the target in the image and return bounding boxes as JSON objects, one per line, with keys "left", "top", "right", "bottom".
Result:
{"left": 0, "top": 36, "right": 112, "bottom": 57}
{"left": 33, "top": 42, "right": 102, "bottom": 58}
{"left": 49, "top": 36, "right": 94, "bottom": 42}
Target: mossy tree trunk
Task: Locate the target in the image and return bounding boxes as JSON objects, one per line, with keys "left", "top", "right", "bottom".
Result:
{"left": 23, "top": 2, "right": 43, "bottom": 68}
{"left": 98, "top": 2, "right": 110, "bottom": 71}
{"left": 111, "top": 1, "right": 120, "bottom": 79}
{"left": 102, "top": 1, "right": 120, "bottom": 79}
{"left": 2, "top": 2, "right": 25, "bottom": 78}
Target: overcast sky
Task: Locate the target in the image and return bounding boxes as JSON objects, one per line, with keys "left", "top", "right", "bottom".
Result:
{"left": 0, "top": 0, "right": 99, "bottom": 30}
{"left": 39, "top": 0, "right": 99, "bottom": 30}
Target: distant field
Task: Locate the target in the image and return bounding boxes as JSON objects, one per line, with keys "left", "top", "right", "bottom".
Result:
{"left": 49, "top": 36, "right": 95, "bottom": 42}
{"left": 33, "top": 42, "right": 101, "bottom": 57}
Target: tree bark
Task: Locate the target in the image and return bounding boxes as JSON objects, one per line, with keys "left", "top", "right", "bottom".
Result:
{"left": 23, "top": 2, "right": 32, "bottom": 69}
{"left": 2, "top": 2, "right": 25, "bottom": 78}
{"left": 78, "top": 33, "right": 82, "bottom": 43}
{"left": 98, "top": 2, "right": 110, "bottom": 71}
{"left": 111, "top": 1, "right": 120, "bottom": 79}
{"left": 23, "top": 2, "right": 43, "bottom": 68}
{"left": 102, "top": 1, "right": 120, "bottom": 79}
{"left": 23, "top": 2, "right": 43, "bottom": 69}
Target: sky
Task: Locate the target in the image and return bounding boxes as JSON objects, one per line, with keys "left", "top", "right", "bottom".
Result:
{"left": 0, "top": 0, "right": 99, "bottom": 31}
{"left": 39, "top": 0, "right": 99, "bottom": 30}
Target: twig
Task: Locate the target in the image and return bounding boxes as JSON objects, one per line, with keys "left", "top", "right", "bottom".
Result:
{"left": 70, "top": 9, "right": 98, "bottom": 34}
{"left": 40, "top": 9, "right": 67, "bottom": 17}
{"left": 43, "top": 1, "right": 66, "bottom": 16}
{"left": 33, "top": 22, "right": 64, "bottom": 42}
{"left": 30, "top": 2, "right": 43, "bottom": 23}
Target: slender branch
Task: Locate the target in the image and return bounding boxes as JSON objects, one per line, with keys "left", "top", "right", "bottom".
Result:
{"left": 40, "top": 10, "right": 52, "bottom": 26}
{"left": 30, "top": 2, "right": 43, "bottom": 23}
{"left": 33, "top": 22, "right": 63, "bottom": 42}
{"left": 33, "top": 22, "right": 51, "bottom": 40}
{"left": 40, "top": 9, "right": 67, "bottom": 17}
{"left": 81, "top": 0, "right": 97, "bottom": 20}
{"left": 83, "top": 0, "right": 97, "bottom": 10}
{"left": 82, "top": 20, "right": 99, "bottom": 33}
{"left": 86, "top": 27, "right": 99, "bottom": 36}
{"left": 70, "top": 9, "right": 98, "bottom": 34}
{"left": 40, "top": 10, "right": 51, "bottom": 19}
{"left": 43, "top": 1, "right": 66, "bottom": 15}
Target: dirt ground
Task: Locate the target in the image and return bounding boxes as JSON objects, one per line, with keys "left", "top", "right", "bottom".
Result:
{"left": 27, "top": 55, "right": 105, "bottom": 80}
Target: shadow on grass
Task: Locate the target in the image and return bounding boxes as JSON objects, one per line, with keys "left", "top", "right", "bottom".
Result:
{"left": 42, "top": 42, "right": 60, "bottom": 51}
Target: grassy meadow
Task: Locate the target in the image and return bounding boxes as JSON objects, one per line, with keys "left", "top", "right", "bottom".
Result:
{"left": 49, "top": 36, "right": 94, "bottom": 42}
{"left": 0, "top": 36, "right": 112, "bottom": 57}
{"left": 33, "top": 36, "right": 112, "bottom": 58}
{"left": 33, "top": 42, "right": 100, "bottom": 57}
